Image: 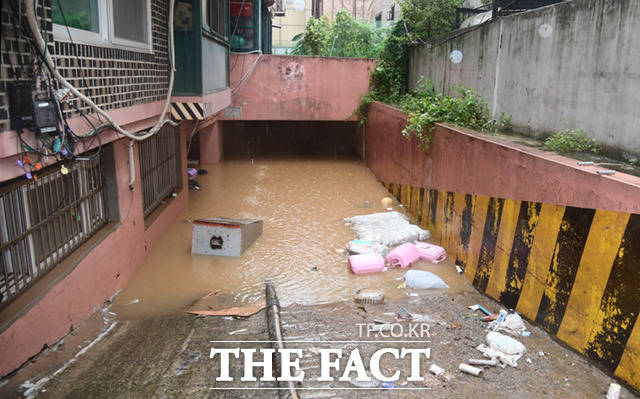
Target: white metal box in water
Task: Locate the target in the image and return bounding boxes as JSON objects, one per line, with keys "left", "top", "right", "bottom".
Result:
{"left": 191, "top": 217, "right": 263, "bottom": 257}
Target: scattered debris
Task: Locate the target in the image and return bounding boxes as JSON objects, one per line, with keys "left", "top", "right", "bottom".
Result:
{"left": 577, "top": 161, "right": 594, "bottom": 165}
{"left": 459, "top": 363, "right": 483, "bottom": 376}
{"left": 415, "top": 242, "right": 447, "bottom": 263}
{"left": 597, "top": 169, "right": 616, "bottom": 175}
{"left": 522, "top": 331, "right": 532, "bottom": 337}
{"left": 477, "top": 331, "right": 527, "bottom": 367}
{"left": 380, "top": 197, "right": 393, "bottom": 208}
{"left": 538, "top": 351, "right": 545, "bottom": 357}
{"left": 334, "top": 248, "right": 346, "bottom": 254}
{"left": 359, "top": 201, "right": 371, "bottom": 208}
{"left": 123, "top": 298, "right": 140, "bottom": 305}
{"left": 386, "top": 243, "right": 420, "bottom": 268}
{"left": 348, "top": 253, "right": 387, "bottom": 274}
{"left": 607, "top": 383, "right": 621, "bottom": 399}
{"left": 311, "top": 266, "right": 318, "bottom": 271}
{"left": 354, "top": 289, "right": 385, "bottom": 305}
{"left": 526, "top": 358, "right": 532, "bottom": 364}
{"left": 487, "top": 311, "right": 527, "bottom": 336}
{"left": 406, "top": 292, "right": 419, "bottom": 297}
{"left": 347, "top": 239, "right": 376, "bottom": 255}
{"left": 349, "top": 375, "right": 381, "bottom": 388}
{"left": 404, "top": 270, "right": 449, "bottom": 289}
{"left": 228, "top": 328, "right": 248, "bottom": 335}
{"left": 468, "top": 358, "right": 498, "bottom": 366}
{"left": 455, "top": 265, "right": 463, "bottom": 274}
{"left": 197, "top": 169, "right": 208, "bottom": 175}
{"left": 468, "top": 304, "right": 492, "bottom": 315}
{"left": 344, "top": 211, "right": 430, "bottom": 247}
{"left": 447, "top": 321, "right": 463, "bottom": 330}
{"left": 429, "top": 364, "right": 446, "bottom": 376}
{"left": 185, "top": 302, "right": 266, "bottom": 317}
{"left": 396, "top": 307, "right": 413, "bottom": 321}
{"left": 381, "top": 381, "right": 397, "bottom": 389}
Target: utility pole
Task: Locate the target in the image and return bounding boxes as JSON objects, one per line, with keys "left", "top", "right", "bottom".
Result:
{"left": 352, "top": 0, "right": 356, "bottom": 17}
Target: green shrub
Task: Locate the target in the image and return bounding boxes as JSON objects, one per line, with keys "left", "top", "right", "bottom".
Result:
{"left": 399, "top": 80, "right": 507, "bottom": 151}
{"left": 543, "top": 129, "right": 600, "bottom": 154}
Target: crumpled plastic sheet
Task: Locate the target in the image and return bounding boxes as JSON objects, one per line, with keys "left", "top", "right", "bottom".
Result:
{"left": 477, "top": 331, "right": 527, "bottom": 368}
{"left": 344, "top": 211, "right": 431, "bottom": 247}
{"left": 487, "top": 313, "right": 527, "bottom": 336}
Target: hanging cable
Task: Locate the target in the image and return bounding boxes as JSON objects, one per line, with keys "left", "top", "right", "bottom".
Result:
{"left": 23, "top": 0, "right": 178, "bottom": 142}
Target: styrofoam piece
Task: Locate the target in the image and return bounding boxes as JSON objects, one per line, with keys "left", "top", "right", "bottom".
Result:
{"left": 191, "top": 217, "right": 262, "bottom": 257}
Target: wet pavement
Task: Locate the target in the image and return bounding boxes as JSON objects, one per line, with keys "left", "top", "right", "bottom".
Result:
{"left": 0, "top": 157, "right": 637, "bottom": 398}
{"left": 2, "top": 291, "right": 636, "bottom": 398}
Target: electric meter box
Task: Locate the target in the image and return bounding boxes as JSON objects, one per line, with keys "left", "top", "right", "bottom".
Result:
{"left": 191, "top": 217, "right": 263, "bottom": 257}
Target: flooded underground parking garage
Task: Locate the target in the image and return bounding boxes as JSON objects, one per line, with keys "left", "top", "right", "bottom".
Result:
{"left": 2, "top": 1, "right": 640, "bottom": 397}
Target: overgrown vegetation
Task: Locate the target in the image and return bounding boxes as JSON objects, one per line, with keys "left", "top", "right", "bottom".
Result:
{"left": 543, "top": 129, "right": 600, "bottom": 154}
{"left": 291, "top": 11, "right": 385, "bottom": 58}
{"left": 351, "top": 0, "right": 513, "bottom": 152}
{"left": 293, "top": 0, "right": 509, "bottom": 152}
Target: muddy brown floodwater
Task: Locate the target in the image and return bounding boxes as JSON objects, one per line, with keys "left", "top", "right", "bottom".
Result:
{"left": 112, "top": 158, "right": 471, "bottom": 319}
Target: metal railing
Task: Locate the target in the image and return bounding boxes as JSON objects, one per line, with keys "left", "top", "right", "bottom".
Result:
{"left": 0, "top": 157, "right": 108, "bottom": 308}
{"left": 139, "top": 125, "right": 180, "bottom": 218}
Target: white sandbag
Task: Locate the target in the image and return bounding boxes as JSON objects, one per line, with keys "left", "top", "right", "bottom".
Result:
{"left": 404, "top": 270, "right": 449, "bottom": 289}
{"left": 344, "top": 211, "right": 431, "bottom": 247}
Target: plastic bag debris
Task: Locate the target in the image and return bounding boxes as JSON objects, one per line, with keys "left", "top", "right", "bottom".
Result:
{"left": 607, "top": 383, "right": 621, "bottom": 399}
{"left": 404, "top": 270, "right": 449, "bottom": 289}
{"left": 344, "top": 211, "right": 430, "bottom": 247}
{"left": 386, "top": 243, "right": 420, "bottom": 268}
{"left": 349, "top": 374, "right": 380, "bottom": 388}
{"left": 488, "top": 311, "right": 527, "bottom": 336}
{"left": 415, "top": 242, "right": 447, "bottom": 263}
{"left": 477, "top": 331, "right": 527, "bottom": 368}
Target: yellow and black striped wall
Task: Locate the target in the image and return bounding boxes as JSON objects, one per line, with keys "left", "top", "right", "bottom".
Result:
{"left": 383, "top": 182, "right": 640, "bottom": 390}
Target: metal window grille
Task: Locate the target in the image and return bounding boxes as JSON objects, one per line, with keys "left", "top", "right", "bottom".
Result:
{"left": 0, "top": 157, "right": 109, "bottom": 308}
{"left": 139, "top": 125, "right": 180, "bottom": 218}
{"left": 272, "top": 0, "right": 285, "bottom": 16}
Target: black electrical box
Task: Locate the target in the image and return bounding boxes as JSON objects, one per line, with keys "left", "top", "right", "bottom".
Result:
{"left": 8, "top": 81, "right": 59, "bottom": 137}
{"left": 8, "top": 81, "right": 33, "bottom": 130}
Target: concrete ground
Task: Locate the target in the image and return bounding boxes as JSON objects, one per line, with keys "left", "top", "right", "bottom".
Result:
{"left": 1, "top": 288, "right": 637, "bottom": 398}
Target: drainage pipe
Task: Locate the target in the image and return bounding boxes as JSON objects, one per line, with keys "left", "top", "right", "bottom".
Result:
{"left": 265, "top": 283, "right": 299, "bottom": 399}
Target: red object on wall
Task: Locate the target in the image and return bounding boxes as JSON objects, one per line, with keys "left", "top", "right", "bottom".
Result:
{"left": 230, "top": 2, "right": 253, "bottom": 16}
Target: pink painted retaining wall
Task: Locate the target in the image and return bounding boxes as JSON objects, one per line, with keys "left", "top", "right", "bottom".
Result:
{"left": 223, "top": 54, "right": 376, "bottom": 121}
{"left": 365, "top": 101, "right": 640, "bottom": 214}
{"left": 0, "top": 124, "right": 190, "bottom": 377}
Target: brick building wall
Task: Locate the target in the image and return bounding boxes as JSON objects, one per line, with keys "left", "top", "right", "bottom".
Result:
{"left": 0, "top": 0, "right": 170, "bottom": 132}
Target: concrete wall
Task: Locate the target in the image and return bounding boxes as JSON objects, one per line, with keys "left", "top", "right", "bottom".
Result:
{"left": 408, "top": 0, "right": 640, "bottom": 156}
{"left": 223, "top": 54, "right": 375, "bottom": 121}
{"left": 365, "top": 101, "right": 640, "bottom": 390}
{"left": 0, "top": 125, "right": 190, "bottom": 377}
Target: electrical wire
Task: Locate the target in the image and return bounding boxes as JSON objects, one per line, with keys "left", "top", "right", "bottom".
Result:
{"left": 23, "top": 0, "right": 179, "bottom": 142}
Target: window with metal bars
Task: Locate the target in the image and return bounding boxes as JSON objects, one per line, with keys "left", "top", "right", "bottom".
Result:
{"left": 139, "top": 125, "right": 181, "bottom": 219}
{"left": 0, "top": 155, "right": 110, "bottom": 309}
